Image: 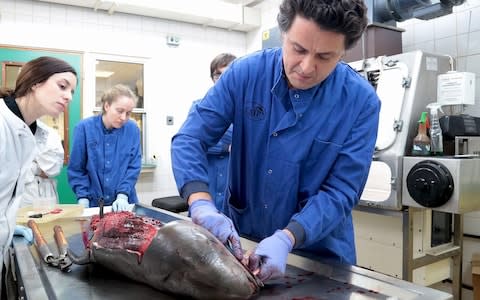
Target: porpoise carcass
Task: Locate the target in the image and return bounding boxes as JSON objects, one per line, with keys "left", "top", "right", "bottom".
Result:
{"left": 67, "top": 211, "right": 261, "bottom": 299}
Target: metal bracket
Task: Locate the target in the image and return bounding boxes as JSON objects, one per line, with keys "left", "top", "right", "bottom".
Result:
{"left": 393, "top": 120, "right": 403, "bottom": 132}
{"left": 402, "top": 76, "right": 411, "bottom": 88}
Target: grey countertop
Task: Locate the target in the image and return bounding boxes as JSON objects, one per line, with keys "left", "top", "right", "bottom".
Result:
{"left": 11, "top": 204, "right": 452, "bottom": 300}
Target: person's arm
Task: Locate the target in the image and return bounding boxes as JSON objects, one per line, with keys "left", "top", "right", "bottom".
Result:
{"left": 247, "top": 92, "right": 380, "bottom": 282}
{"left": 115, "top": 122, "right": 142, "bottom": 201}
{"left": 172, "top": 65, "right": 236, "bottom": 201}
{"left": 246, "top": 229, "right": 294, "bottom": 281}
{"left": 187, "top": 192, "right": 243, "bottom": 260}
{"left": 24, "top": 160, "right": 38, "bottom": 184}
{"left": 288, "top": 93, "right": 381, "bottom": 249}
{"left": 67, "top": 123, "right": 91, "bottom": 200}
{"left": 172, "top": 64, "right": 242, "bottom": 259}
{"left": 36, "top": 128, "right": 64, "bottom": 178}
{"left": 206, "top": 125, "right": 232, "bottom": 155}
{"left": 0, "top": 128, "right": 19, "bottom": 209}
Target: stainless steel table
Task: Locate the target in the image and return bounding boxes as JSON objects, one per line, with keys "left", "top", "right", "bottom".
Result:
{"left": 10, "top": 204, "right": 453, "bottom": 300}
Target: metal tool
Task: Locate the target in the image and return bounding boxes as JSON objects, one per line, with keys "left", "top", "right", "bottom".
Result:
{"left": 76, "top": 218, "right": 90, "bottom": 248}
{"left": 98, "top": 197, "right": 104, "bottom": 218}
{"left": 225, "top": 239, "right": 264, "bottom": 288}
{"left": 54, "top": 225, "right": 73, "bottom": 271}
{"left": 28, "top": 220, "right": 55, "bottom": 264}
{"left": 28, "top": 208, "right": 63, "bottom": 219}
{"left": 27, "top": 220, "right": 72, "bottom": 272}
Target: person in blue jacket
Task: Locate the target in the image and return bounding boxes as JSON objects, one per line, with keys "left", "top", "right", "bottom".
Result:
{"left": 190, "top": 53, "right": 236, "bottom": 209}
{"left": 171, "top": 0, "right": 380, "bottom": 283}
{"left": 68, "top": 84, "right": 141, "bottom": 211}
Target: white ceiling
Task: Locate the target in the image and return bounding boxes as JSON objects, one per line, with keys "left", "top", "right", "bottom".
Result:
{"left": 221, "top": 0, "right": 265, "bottom": 6}
{"left": 35, "top": 0, "right": 265, "bottom": 32}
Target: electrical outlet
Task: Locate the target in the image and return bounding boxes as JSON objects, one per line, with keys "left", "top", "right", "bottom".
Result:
{"left": 166, "top": 116, "right": 174, "bottom": 125}
{"left": 145, "top": 154, "right": 158, "bottom": 165}
{"left": 166, "top": 35, "right": 180, "bottom": 47}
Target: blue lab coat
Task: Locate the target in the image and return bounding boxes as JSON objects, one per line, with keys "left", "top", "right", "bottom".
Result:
{"left": 172, "top": 48, "right": 380, "bottom": 264}
{"left": 190, "top": 100, "right": 232, "bottom": 209}
{"left": 68, "top": 115, "right": 141, "bottom": 207}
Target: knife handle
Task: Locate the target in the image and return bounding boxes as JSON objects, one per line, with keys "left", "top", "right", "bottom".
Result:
{"left": 27, "top": 220, "right": 47, "bottom": 246}
{"left": 54, "top": 225, "right": 68, "bottom": 256}
{"left": 27, "top": 220, "right": 54, "bottom": 262}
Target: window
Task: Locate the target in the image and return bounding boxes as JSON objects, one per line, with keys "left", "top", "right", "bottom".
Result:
{"left": 94, "top": 59, "right": 147, "bottom": 163}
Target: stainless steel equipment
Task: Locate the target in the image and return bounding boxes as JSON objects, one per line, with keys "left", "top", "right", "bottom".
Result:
{"left": 350, "top": 50, "right": 480, "bottom": 300}
{"left": 350, "top": 50, "right": 453, "bottom": 210}
{"left": 9, "top": 204, "right": 452, "bottom": 300}
{"left": 455, "top": 136, "right": 480, "bottom": 156}
{"left": 366, "top": 0, "right": 466, "bottom": 24}
{"left": 351, "top": 50, "right": 480, "bottom": 213}
{"left": 403, "top": 157, "right": 480, "bottom": 213}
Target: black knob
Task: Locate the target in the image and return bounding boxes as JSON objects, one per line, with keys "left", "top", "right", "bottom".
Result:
{"left": 406, "top": 160, "right": 454, "bottom": 207}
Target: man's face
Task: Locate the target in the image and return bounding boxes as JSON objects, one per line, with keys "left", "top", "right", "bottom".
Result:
{"left": 282, "top": 15, "right": 346, "bottom": 90}
{"left": 212, "top": 66, "right": 228, "bottom": 84}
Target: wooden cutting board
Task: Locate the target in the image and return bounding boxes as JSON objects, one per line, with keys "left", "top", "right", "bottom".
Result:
{"left": 16, "top": 204, "right": 84, "bottom": 224}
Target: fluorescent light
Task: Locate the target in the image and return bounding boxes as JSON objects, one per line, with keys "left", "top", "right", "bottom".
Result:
{"left": 95, "top": 70, "right": 114, "bottom": 78}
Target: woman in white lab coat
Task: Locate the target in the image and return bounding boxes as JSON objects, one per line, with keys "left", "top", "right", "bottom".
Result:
{"left": 22, "top": 120, "right": 64, "bottom": 208}
{"left": 0, "top": 56, "right": 77, "bottom": 299}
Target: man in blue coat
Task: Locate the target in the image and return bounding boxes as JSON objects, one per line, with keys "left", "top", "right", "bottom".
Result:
{"left": 171, "top": 0, "right": 380, "bottom": 282}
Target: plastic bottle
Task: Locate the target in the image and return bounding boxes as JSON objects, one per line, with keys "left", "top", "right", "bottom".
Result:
{"left": 412, "top": 112, "right": 431, "bottom": 156}
{"left": 426, "top": 103, "right": 444, "bottom": 156}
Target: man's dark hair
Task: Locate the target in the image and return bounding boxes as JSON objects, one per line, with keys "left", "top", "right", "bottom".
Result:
{"left": 277, "top": 0, "right": 368, "bottom": 50}
{"left": 210, "top": 53, "right": 237, "bottom": 80}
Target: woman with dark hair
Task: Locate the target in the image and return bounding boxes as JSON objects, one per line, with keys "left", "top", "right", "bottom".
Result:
{"left": 172, "top": 0, "right": 380, "bottom": 282}
{"left": 0, "top": 56, "right": 77, "bottom": 297}
{"left": 68, "top": 84, "right": 141, "bottom": 212}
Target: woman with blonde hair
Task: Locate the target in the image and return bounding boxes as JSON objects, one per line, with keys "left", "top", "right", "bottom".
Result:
{"left": 68, "top": 84, "right": 141, "bottom": 211}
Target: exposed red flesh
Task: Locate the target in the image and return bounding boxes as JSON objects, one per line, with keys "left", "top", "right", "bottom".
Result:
{"left": 89, "top": 212, "right": 163, "bottom": 261}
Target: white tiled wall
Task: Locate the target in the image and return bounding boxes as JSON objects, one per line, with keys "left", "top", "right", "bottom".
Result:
{"left": 2, "top": 0, "right": 480, "bottom": 295}
{"left": 398, "top": 0, "right": 480, "bottom": 116}
{"left": 0, "top": 0, "right": 255, "bottom": 205}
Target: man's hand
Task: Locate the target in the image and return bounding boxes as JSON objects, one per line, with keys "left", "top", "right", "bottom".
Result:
{"left": 247, "top": 230, "right": 293, "bottom": 282}
{"left": 112, "top": 194, "right": 130, "bottom": 211}
{"left": 14, "top": 225, "right": 34, "bottom": 244}
{"left": 189, "top": 199, "right": 243, "bottom": 260}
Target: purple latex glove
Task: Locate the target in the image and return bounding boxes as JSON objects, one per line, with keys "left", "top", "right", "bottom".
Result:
{"left": 248, "top": 230, "right": 293, "bottom": 282}
{"left": 189, "top": 199, "right": 243, "bottom": 260}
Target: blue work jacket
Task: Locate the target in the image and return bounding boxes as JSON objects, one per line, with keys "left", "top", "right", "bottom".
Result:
{"left": 190, "top": 100, "right": 232, "bottom": 209}
{"left": 172, "top": 48, "right": 380, "bottom": 265}
{"left": 68, "top": 115, "right": 141, "bottom": 207}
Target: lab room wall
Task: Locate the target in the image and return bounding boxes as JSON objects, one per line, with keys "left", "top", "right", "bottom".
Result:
{"left": 0, "top": 0, "right": 253, "bottom": 203}
{"left": 246, "top": 0, "right": 281, "bottom": 53}
{"left": 3, "top": 0, "right": 479, "bottom": 275}
{"left": 398, "top": 0, "right": 480, "bottom": 113}
{"left": 396, "top": 0, "right": 480, "bottom": 290}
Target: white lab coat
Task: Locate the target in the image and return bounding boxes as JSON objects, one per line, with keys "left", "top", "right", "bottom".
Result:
{"left": 0, "top": 99, "right": 37, "bottom": 295}
{"left": 22, "top": 120, "right": 64, "bottom": 207}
